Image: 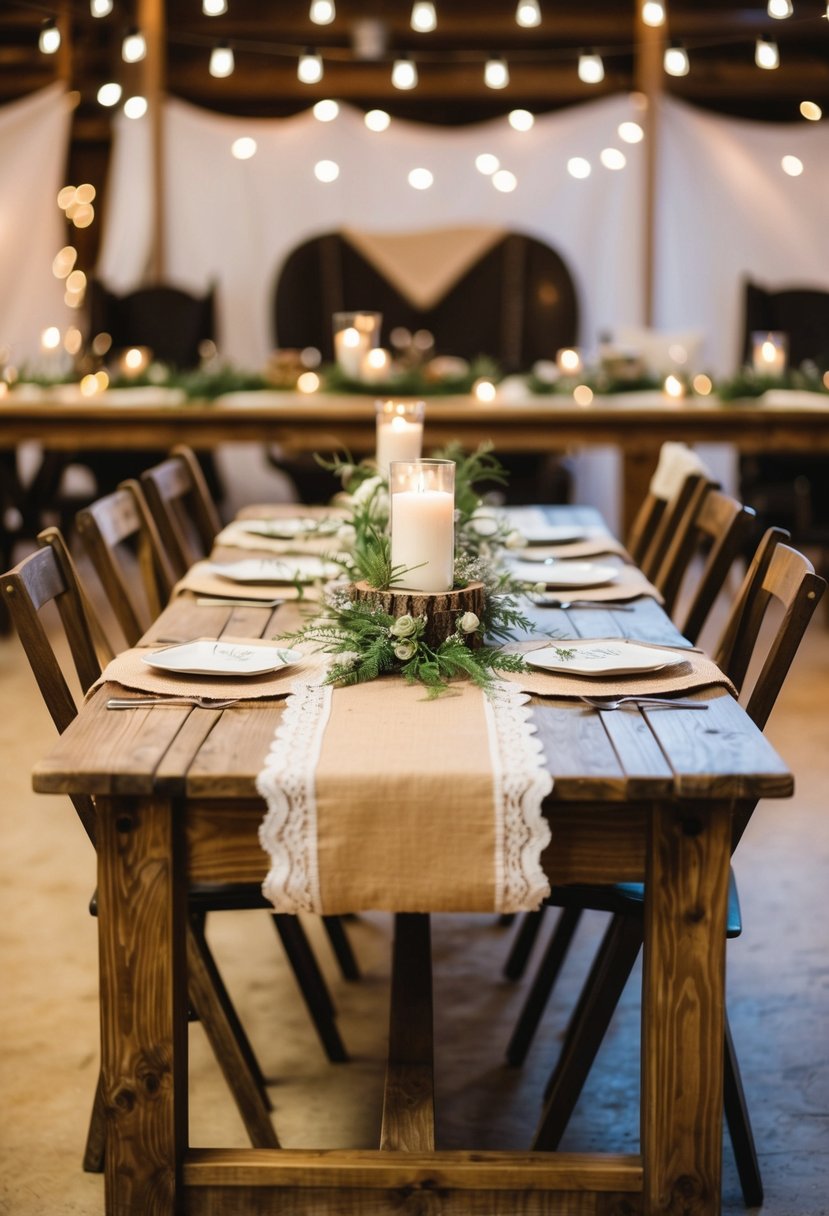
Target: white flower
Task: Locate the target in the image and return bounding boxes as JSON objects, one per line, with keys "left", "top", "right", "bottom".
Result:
{"left": 469, "top": 507, "right": 500, "bottom": 538}
{"left": 390, "top": 614, "right": 417, "bottom": 638}
{"left": 336, "top": 523, "right": 357, "bottom": 547}
{"left": 352, "top": 475, "right": 384, "bottom": 505}
{"left": 459, "top": 611, "right": 480, "bottom": 634}
{"left": 505, "top": 529, "right": 526, "bottom": 549}
{"left": 339, "top": 464, "right": 355, "bottom": 486}
{"left": 532, "top": 581, "right": 546, "bottom": 596}
{"left": 394, "top": 640, "right": 416, "bottom": 661}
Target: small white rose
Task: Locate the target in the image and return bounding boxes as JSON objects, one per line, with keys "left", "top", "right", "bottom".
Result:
{"left": 459, "top": 611, "right": 480, "bottom": 634}
{"left": 390, "top": 614, "right": 417, "bottom": 638}
{"left": 339, "top": 464, "right": 355, "bottom": 486}
{"left": 336, "top": 523, "right": 356, "bottom": 547}
{"left": 532, "top": 581, "right": 546, "bottom": 596}
{"left": 505, "top": 530, "right": 527, "bottom": 549}
{"left": 352, "top": 475, "right": 384, "bottom": 505}
{"left": 469, "top": 507, "right": 500, "bottom": 538}
{"left": 394, "top": 640, "right": 416, "bottom": 661}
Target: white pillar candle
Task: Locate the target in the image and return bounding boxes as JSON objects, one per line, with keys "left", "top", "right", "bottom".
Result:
{"left": 751, "top": 331, "right": 788, "bottom": 375}
{"left": 375, "top": 399, "right": 425, "bottom": 475}
{"left": 390, "top": 459, "right": 455, "bottom": 593}
{"left": 332, "top": 310, "right": 381, "bottom": 379}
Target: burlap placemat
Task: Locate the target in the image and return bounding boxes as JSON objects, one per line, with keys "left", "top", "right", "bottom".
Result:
{"left": 516, "top": 535, "right": 631, "bottom": 562}
{"left": 92, "top": 639, "right": 328, "bottom": 700}
{"left": 215, "top": 522, "right": 342, "bottom": 557}
{"left": 258, "top": 677, "right": 553, "bottom": 915}
{"left": 519, "top": 561, "right": 662, "bottom": 604}
{"left": 501, "top": 640, "right": 735, "bottom": 699}
{"left": 237, "top": 503, "right": 346, "bottom": 523}
{"left": 173, "top": 559, "right": 333, "bottom": 602}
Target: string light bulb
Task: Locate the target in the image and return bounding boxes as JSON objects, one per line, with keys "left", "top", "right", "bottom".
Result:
{"left": 310, "top": 0, "right": 335, "bottom": 24}
{"left": 767, "top": 0, "right": 793, "bottom": 16}
{"left": 90, "top": 0, "right": 113, "bottom": 16}
{"left": 578, "top": 51, "right": 605, "bottom": 84}
{"left": 122, "top": 28, "right": 147, "bottom": 63}
{"left": 297, "top": 49, "right": 323, "bottom": 83}
{"left": 202, "top": 0, "right": 228, "bottom": 14}
{"left": 515, "top": 0, "right": 541, "bottom": 27}
{"left": 410, "top": 2, "right": 437, "bottom": 32}
{"left": 755, "top": 37, "right": 780, "bottom": 69}
{"left": 641, "top": 1, "right": 665, "bottom": 27}
{"left": 392, "top": 56, "right": 418, "bottom": 89}
{"left": 209, "top": 43, "right": 234, "bottom": 77}
{"left": 663, "top": 42, "right": 689, "bottom": 77}
{"left": 38, "top": 19, "right": 61, "bottom": 54}
{"left": 484, "top": 56, "right": 510, "bottom": 89}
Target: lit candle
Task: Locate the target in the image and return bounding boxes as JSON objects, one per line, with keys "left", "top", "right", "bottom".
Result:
{"left": 361, "top": 347, "right": 392, "bottom": 383}
{"left": 663, "top": 372, "right": 686, "bottom": 400}
{"left": 751, "top": 330, "right": 788, "bottom": 375}
{"left": 556, "top": 346, "right": 583, "bottom": 375}
{"left": 332, "top": 310, "right": 381, "bottom": 379}
{"left": 376, "top": 399, "right": 425, "bottom": 475}
{"left": 118, "top": 345, "right": 151, "bottom": 378}
{"left": 390, "top": 459, "right": 455, "bottom": 593}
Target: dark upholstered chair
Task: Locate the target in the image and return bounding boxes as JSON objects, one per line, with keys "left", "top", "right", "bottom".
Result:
{"left": 270, "top": 229, "right": 579, "bottom": 503}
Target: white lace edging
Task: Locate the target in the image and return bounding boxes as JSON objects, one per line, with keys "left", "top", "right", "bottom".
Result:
{"left": 483, "top": 680, "right": 553, "bottom": 913}
{"left": 257, "top": 679, "right": 333, "bottom": 913}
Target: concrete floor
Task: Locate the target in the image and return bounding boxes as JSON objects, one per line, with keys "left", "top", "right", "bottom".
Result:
{"left": 1, "top": 520, "right": 828, "bottom": 1215}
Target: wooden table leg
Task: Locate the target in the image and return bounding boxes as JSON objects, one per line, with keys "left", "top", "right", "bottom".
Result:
{"left": 97, "top": 795, "right": 188, "bottom": 1216}
{"left": 380, "top": 913, "right": 435, "bottom": 1153}
{"left": 641, "top": 801, "right": 731, "bottom": 1216}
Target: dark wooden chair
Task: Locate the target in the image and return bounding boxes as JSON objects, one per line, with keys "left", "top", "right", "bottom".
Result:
{"left": 140, "top": 443, "right": 223, "bottom": 578}
{"left": 2, "top": 529, "right": 279, "bottom": 1168}
{"left": 75, "top": 479, "right": 176, "bottom": 646}
{"left": 509, "top": 530, "right": 825, "bottom": 1208}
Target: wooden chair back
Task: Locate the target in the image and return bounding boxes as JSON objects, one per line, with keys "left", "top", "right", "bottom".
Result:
{"left": 75, "top": 480, "right": 175, "bottom": 646}
{"left": 140, "top": 444, "right": 222, "bottom": 577}
{"left": 714, "top": 529, "right": 825, "bottom": 731}
{"left": 628, "top": 471, "right": 708, "bottom": 577}
{"left": 2, "top": 528, "right": 112, "bottom": 844}
{"left": 654, "top": 484, "right": 757, "bottom": 640}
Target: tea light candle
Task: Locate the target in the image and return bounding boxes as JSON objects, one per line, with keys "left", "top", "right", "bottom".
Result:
{"left": 390, "top": 459, "right": 455, "bottom": 593}
{"left": 361, "top": 347, "right": 392, "bottom": 384}
{"left": 751, "top": 331, "right": 788, "bottom": 375}
{"left": 118, "top": 345, "right": 151, "bottom": 378}
{"left": 376, "top": 400, "right": 425, "bottom": 475}
{"left": 556, "top": 346, "right": 583, "bottom": 376}
{"left": 333, "top": 310, "right": 381, "bottom": 379}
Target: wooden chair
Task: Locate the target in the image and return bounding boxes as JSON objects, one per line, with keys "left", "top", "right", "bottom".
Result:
{"left": 511, "top": 531, "right": 825, "bottom": 1207}
{"left": 140, "top": 443, "right": 223, "bottom": 577}
{"left": 75, "top": 479, "right": 176, "bottom": 646}
{"left": 625, "top": 441, "right": 712, "bottom": 576}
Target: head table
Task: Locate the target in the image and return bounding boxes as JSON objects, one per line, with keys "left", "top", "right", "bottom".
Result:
{"left": 31, "top": 503, "right": 791, "bottom": 1216}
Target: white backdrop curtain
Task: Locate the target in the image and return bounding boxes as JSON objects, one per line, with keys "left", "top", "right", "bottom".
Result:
{"left": 0, "top": 84, "right": 73, "bottom": 365}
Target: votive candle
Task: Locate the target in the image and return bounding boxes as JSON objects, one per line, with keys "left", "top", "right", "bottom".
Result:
{"left": 375, "top": 400, "right": 425, "bottom": 475}
{"left": 390, "top": 459, "right": 455, "bottom": 593}
{"left": 332, "top": 310, "right": 381, "bottom": 379}
{"left": 751, "top": 331, "right": 788, "bottom": 375}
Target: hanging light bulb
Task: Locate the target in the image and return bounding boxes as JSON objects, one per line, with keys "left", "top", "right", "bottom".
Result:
{"left": 410, "top": 2, "right": 437, "bottom": 32}
{"left": 392, "top": 56, "right": 418, "bottom": 89}
{"left": 578, "top": 50, "right": 604, "bottom": 84}
{"left": 515, "top": 0, "right": 541, "bottom": 27}
{"left": 298, "top": 49, "right": 324, "bottom": 83}
{"left": 484, "top": 56, "right": 510, "bottom": 89}
{"left": 310, "top": 0, "right": 335, "bottom": 24}
{"left": 767, "top": 0, "right": 793, "bottom": 16}
{"left": 39, "top": 19, "right": 61, "bottom": 54}
{"left": 209, "top": 43, "right": 234, "bottom": 77}
{"left": 90, "top": 0, "right": 113, "bottom": 17}
{"left": 755, "top": 37, "right": 780, "bottom": 69}
{"left": 122, "top": 28, "right": 147, "bottom": 63}
{"left": 202, "top": 0, "right": 228, "bottom": 14}
{"left": 663, "top": 42, "right": 689, "bottom": 77}
{"left": 641, "top": 1, "right": 665, "bottom": 27}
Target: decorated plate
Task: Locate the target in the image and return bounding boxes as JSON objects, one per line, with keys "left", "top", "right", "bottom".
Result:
{"left": 509, "top": 559, "right": 618, "bottom": 589}
{"left": 207, "top": 556, "right": 338, "bottom": 583}
{"left": 235, "top": 517, "right": 340, "bottom": 540}
{"left": 142, "top": 640, "right": 301, "bottom": 677}
{"left": 526, "top": 639, "right": 686, "bottom": 678}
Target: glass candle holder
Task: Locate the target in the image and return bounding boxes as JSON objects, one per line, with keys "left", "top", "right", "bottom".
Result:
{"left": 375, "top": 399, "right": 425, "bottom": 476}
{"left": 751, "top": 330, "right": 788, "bottom": 375}
{"left": 361, "top": 347, "right": 392, "bottom": 384}
{"left": 332, "top": 310, "right": 382, "bottom": 379}
{"left": 390, "top": 459, "right": 455, "bottom": 593}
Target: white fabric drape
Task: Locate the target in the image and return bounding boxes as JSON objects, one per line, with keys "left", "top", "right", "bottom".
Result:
{"left": 98, "top": 94, "right": 646, "bottom": 368}
{"left": 0, "top": 85, "right": 73, "bottom": 365}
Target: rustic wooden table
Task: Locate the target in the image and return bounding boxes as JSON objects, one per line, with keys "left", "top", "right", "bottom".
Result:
{"left": 30, "top": 517, "right": 793, "bottom": 1216}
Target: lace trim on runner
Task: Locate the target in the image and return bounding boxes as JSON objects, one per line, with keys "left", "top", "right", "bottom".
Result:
{"left": 257, "top": 679, "right": 332, "bottom": 913}
{"left": 483, "top": 680, "right": 553, "bottom": 912}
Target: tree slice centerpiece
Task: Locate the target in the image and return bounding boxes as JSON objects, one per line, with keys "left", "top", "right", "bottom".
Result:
{"left": 351, "top": 580, "right": 486, "bottom": 651}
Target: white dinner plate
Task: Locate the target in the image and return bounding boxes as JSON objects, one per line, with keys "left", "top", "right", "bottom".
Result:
{"left": 207, "top": 556, "right": 338, "bottom": 583}
{"left": 521, "top": 523, "right": 589, "bottom": 545}
{"left": 142, "top": 640, "right": 301, "bottom": 677}
{"left": 526, "top": 639, "right": 686, "bottom": 678}
{"left": 508, "top": 559, "right": 618, "bottom": 589}
{"left": 235, "top": 517, "right": 340, "bottom": 540}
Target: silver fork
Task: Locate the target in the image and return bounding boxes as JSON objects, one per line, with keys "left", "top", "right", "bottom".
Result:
{"left": 106, "top": 696, "right": 243, "bottom": 710}
{"left": 580, "top": 694, "right": 708, "bottom": 711}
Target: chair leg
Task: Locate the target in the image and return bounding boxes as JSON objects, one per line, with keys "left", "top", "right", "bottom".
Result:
{"left": 506, "top": 907, "right": 582, "bottom": 1066}
{"left": 533, "top": 913, "right": 643, "bottom": 1150}
{"left": 186, "top": 920, "right": 280, "bottom": 1148}
{"left": 724, "top": 1011, "right": 764, "bottom": 1208}
{"left": 322, "top": 914, "right": 361, "bottom": 981}
{"left": 82, "top": 1070, "right": 107, "bottom": 1173}
{"left": 271, "top": 914, "right": 349, "bottom": 1063}
{"left": 503, "top": 908, "right": 547, "bottom": 980}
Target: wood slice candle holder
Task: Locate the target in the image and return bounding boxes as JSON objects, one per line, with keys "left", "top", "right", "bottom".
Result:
{"left": 351, "top": 580, "right": 486, "bottom": 651}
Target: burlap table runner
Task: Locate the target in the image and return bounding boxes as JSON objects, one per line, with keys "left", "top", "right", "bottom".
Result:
{"left": 258, "top": 678, "right": 553, "bottom": 915}
{"left": 501, "top": 640, "right": 735, "bottom": 699}
{"left": 92, "top": 639, "right": 328, "bottom": 700}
